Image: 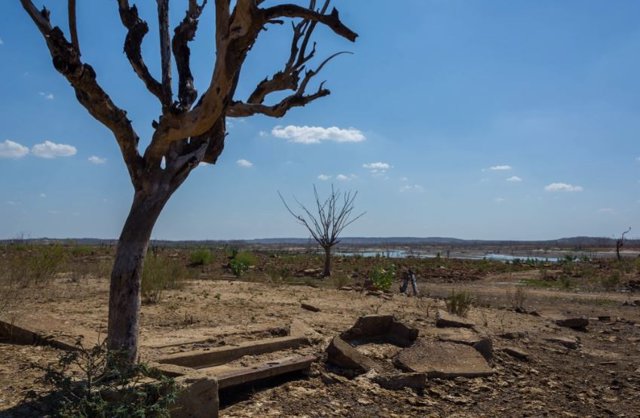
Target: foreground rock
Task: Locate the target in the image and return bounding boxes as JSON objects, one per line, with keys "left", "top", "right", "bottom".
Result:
{"left": 340, "top": 315, "right": 419, "bottom": 347}
{"left": 395, "top": 339, "right": 494, "bottom": 378}
{"left": 554, "top": 316, "right": 589, "bottom": 330}
{"left": 501, "top": 346, "right": 530, "bottom": 361}
{"left": 435, "top": 327, "right": 493, "bottom": 361}
{"left": 372, "top": 372, "right": 427, "bottom": 390}
{"left": 326, "top": 336, "right": 379, "bottom": 374}
{"left": 545, "top": 335, "right": 579, "bottom": 349}
{"left": 435, "top": 310, "right": 475, "bottom": 329}
{"left": 171, "top": 375, "right": 219, "bottom": 418}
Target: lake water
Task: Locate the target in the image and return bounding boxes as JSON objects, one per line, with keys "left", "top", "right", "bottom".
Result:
{"left": 333, "top": 250, "right": 559, "bottom": 263}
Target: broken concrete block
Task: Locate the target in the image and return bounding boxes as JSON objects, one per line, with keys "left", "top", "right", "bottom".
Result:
{"left": 395, "top": 339, "right": 493, "bottom": 379}
{"left": 171, "top": 375, "right": 219, "bottom": 418}
{"left": 339, "top": 315, "right": 419, "bottom": 347}
{"left": 326, "top": 336, "right": 379, "bottom": 374}
{"left": 372, "top": 372, "right": 427, "bottom": 390}
{"left": 554, "top": 317, "right": 589, "bottom": 330}
{"left": 436, "top": 328, "right": 493, "bottom": 361}
{"left": 289, "top": 319, "right": 323, "bottom": 343}
{"left": 544, "top": 335, "right": 579, "bottom": 349}
{"left": 435, "top": 310, "right": 475, "bottom": 329}
{"left": 300, "top": 303, "right": 321, "bottom": 312}
{"left": 501, "top": 346, "right": 530, "bottom": 361}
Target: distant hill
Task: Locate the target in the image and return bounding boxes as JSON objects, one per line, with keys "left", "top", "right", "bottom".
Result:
{"left": 2, "top": 236, "right": 638, "bottom": 248}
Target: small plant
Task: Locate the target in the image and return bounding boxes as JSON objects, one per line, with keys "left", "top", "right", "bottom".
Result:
{"left": 446, "top": 289, "right": 474, "bottom": 317}
{"left": 507, "top": 286, "right": 528, "bottom": 312}
{"left": 331, "top": 274, "right": 351, "bottom": 289}
{"left": 35, "top": 339, "right": 177, "bottom": 417}
{"left": 142, "top": 254, "right": 186, "bottom": 304}
{"left": 370, "top": 265, "right": 395, "bottom": 292}
{"left": 228, "top": 251, "right": 255, "bottom": 277}
{"left": 600, "top": 271, "right": 621, "bottom": 291}
{"left": 189, "top": 248, "right": 212, "bottom": 266}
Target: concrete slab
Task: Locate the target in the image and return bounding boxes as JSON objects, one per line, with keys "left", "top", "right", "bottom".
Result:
{"left": 395, "top": 339, "right": 494, "bottom": 378}
{"left": 435, "top": 328, "right": 493, "bottom": 361}
{"left": 157, "top": 336, "right": 310, "bottom": 369}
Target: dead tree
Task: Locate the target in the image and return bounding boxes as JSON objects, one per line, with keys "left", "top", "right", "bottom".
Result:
{"left": 21, "top": 0, "right": 356, "bottom": 366}
{"left": 616, "top": 227, "right": 631, "bottom": 261}
{"left": 280, "top": 185, "right": 364, "bottom": 277}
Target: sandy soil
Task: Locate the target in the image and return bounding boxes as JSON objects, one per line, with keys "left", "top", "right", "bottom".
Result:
{"left": 1, "top": 264, "right": 640, "bottom": 417}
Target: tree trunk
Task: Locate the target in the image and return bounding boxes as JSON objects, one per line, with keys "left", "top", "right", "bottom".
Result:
{"left": 107, "top": 189, "right": 172, "bottom": 366}
{"left": 322, "top": 246, "right": 332, "bottom": 277}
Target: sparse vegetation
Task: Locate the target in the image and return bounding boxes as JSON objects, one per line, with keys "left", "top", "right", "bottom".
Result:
{"left": 370, "top": 265, "right": 396, "bottom": 292}
{"left": 229, "top": 251, "right": 256, "bottom": 277}
{"left": 508, "top": 286, "right": 529, "bottom": 311}
{"left": 35, "top": 339, "right": 177, "bottom": 417}
{"left": 141, "top": 254, "right": 186, "bottom": 304}
{"left": 446, "top": 289, "right": 474, "bottom": 317}
{"left": 189, "top": 248, "right": 213, "bottom": 266}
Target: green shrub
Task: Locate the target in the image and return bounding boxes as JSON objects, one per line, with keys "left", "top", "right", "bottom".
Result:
{"left": 36, "top": 339, "right": 177, "bottom": 417}
{"left": 142, "top": 254, "right": 186, "bottom": 304}
{"left": 600, "top": 271, "right": 621, "bottom": 291}
{"left": 1, "top": 244, "right": 66, "bottom": 288}
{"left": 189, "top": 249, "right": 212, "bottom": 266}
{"left": 229, "top": 251, "right": 255, "bottom": 277}
{"left": 370, "top": 265, "right": 395, "bottom": 292}
{"left": 446, "top": 289, "right": 474, "bottom": 317}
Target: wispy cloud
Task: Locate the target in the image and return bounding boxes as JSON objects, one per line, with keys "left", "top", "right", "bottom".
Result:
{"left": 400, "top": 184, "right": 424, "bottom": 193}
{"left": 236, "top": 159, "right": 253, "bottom": 168}
{"left": 38, "top": 91, "right": 54, "bottom": 100}
{"left": 88, "top": 156, "right": 106, "bottom": 164}
{"left": 317, "top": 174, "right": 331, "bottom": 181}
{"left": 271, "top": 125, "right": 365, "bottom": 144}
{"left": 31, "top": 141, "right": 77, "bottom": 158}
{"left": 489, "top": 165, "right": 512, "bottom": 171}
{"left": 363, "top": 162, "right": 391, "bottom": 174}
{"left": 506, "top": 176, "right": 522, "bottom": 182}
{"left": 544, "top": 182, "right": 583, "bottom": 192}
{"left": 598, "top": 208, "right": 615, "bottom": 214}
{"left": 336, "top": 174, "right": 356, "bottom": 182}
{"left": 0, "top": 38, "right": 4, "bottom": 45}
{"left": 0, "top": 140, "right": 29, "bottom": 158}
{"left": 40, "top": 193, "right": 46, "bottom": 198}
{"left": 494, "top": 197, "right": 506, "bottom": 203}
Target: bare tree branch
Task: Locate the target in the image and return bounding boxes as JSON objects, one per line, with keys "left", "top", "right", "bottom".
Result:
{"left": 117, "top": 0, "right": 164, "bottom": 104}
{"left": 172, "top": 0, "right": 207, "bottom": 110}
{"left": 20, "top": 0, "right": 144, "bottom": 187}
{"left": 157, "top": 0, "right": 173, "bottom": 108}
{"left": 68, "top": 0, "right": 80, "bottom": 54}
{"left": 263, "top": 4, "right": 358, "bottom": 42}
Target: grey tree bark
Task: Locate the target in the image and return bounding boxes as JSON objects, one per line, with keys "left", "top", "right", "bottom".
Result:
{"left": 21, "top": 0, "right": 356, "bottom": 366}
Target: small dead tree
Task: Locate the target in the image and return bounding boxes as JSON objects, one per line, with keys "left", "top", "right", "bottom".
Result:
{"left": 616, "top": 227, "right": 632, "bottom": 261}
{"left": 280, "top": 185, "right": 364, "bottom": 277}
{"left": 21, "top": 0, "right": 356, "bottom": 366}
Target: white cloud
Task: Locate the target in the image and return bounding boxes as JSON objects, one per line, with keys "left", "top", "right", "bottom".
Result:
{"left": 636, "top": 156, "right": 640, "bottom": 162}
{"left": 0, "top": 38, "right": 4, "bottom": 45}
{"left": 236, "top": 159, "right": 253, "bottom": 168}
{"left": 88, "top": 156, "right": 106, "bottom": 164}
{"left": 494, "top": 197, "right": 506, "bottom": 203}
{"left": 400, "top": 184, "right": 424, "bottom": 193}
{"left": 31, "top": 141, "right": 77, "bottom": 158}
{"left": 363, "top": 162, "right": 391, "bottom": 174}
{"left": 40, "top": 193, "right": 46, "bottom": 198}
{"left": 544, "top": 182, "right": 583, "bottom": 192}
{"left": 39, "top": 91, "right": 54, "bottom": 100}
{"left": 489, "top": 165, "right": 512, "bottom": 171}
{"left": 598, "top": 208, "right": 615, "bottom": 214}
{"left": 0, "top": 140, "right": 29, "bottom": 158}
{"left": 336, "top": 174, "right": 356, "bottom": 182}
{"left": 317, "top": 174, "right": 331, "bottom": 181}
{"left": 271, "top": 125, "right": 365, "bottom": 144}
{"left": 506, "top": 176, "right": 522, "bottom": 182}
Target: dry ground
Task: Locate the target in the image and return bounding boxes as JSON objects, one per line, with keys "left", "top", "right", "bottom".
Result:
{"left": 1, "top": 249, "right": 640, "bottom": 417}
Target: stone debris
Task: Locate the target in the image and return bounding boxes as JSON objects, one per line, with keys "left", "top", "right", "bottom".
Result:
{"left": 435, "top": 310, "right": 475, "bottom": 329}
{"left": 435, "top": 327, "right": 493, "bottom": 361}
{"left": 544, "top": 335, "right": 579, "bottom": 350}
{"left": 340, "top": 315, "right": 419, "bottom": 347}
{"left": 554, "top": 316, "right": 589, "bottom": 330}
{"left": 395, "top": 339, "right": 494, "bottom": 378}
{"left": 326, "top": 336, "right": 380, "bottom": 374}
{"left": 372, "top": 372, "right": 427, "bottom": 390}
{"left": 501, "top": 346, "right": 530, "bottom": 361}
{"left": 300, "top": 303, "right": 321, "bottom": 313}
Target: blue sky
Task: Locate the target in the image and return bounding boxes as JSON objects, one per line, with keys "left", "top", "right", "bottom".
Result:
{"left": 1, "top": 0, "right": 638, "bottom": 240}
